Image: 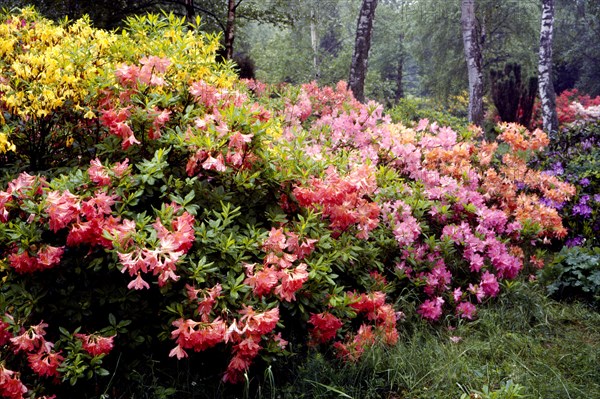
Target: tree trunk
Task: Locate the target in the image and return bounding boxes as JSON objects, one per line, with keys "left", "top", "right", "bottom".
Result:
{"left": 184, "top": 0, "right": 195, "bottom": 21}
{"left": 460, "top": 0, "right": 484, "bottom": 126}
{"left": 394, "top": 33, "right": 405, "bottom": 102}
{"left": 538, "top": 0, "right": 559, "bottom": 135}
{"left": 349, "top": 0, "right": 378, "bottom": 103}
{"left": 224, "top": 0, "right": 238, "bottom": 60}
{"left": 310, "top": 7, "right": 320, "bottom": 81}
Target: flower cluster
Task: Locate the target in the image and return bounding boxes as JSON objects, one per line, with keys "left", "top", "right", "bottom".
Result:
{"left": 293, "top": 165, "right": 381, "bottom": 239}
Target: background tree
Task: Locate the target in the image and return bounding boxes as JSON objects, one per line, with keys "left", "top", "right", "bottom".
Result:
{"left": 349, "top": 0, "right": 379, "bottom": 102}
{"left": 554, "top": 0, "right": 600, "bottom": 95}
{"left": 244, "top": 0, "right": 359, "bottom": 85}
{"left": 15, "top": 0, "right": 292, "bottom": 59}
{"left": 538, "top": 0, "right": 559, "bottom": 134}
{"left": 460, "top": 0, "right": 484, "bottom": 125}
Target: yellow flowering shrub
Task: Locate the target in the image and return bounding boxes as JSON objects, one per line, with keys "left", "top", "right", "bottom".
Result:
{"left": 0, "top": 7, "right": 235, "bottom": 168}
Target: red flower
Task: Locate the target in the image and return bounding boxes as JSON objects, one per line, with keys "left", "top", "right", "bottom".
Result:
{"left": 75, "top": 333, "right": 115, "bottom": 356}
{"left": 308, "top": 312, "right": 343, "bottom": 344}
{"left": 27, "top": 342, "right": 63, "bottom": 378}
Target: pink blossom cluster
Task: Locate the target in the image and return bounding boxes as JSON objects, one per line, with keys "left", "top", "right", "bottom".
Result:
{"left": 74, "top": 333, "right": 115, "bottom": 357}
{"left": 243, "top": 227, "right": 315, "bottom": 302}
{"left": 118, "top": 205, "right": 195, "bottom": 289}
{"left": 293, "top": 165, "right": 381, "bottom": 239}
{"left": 10, "top": 322, "right": 63, "bottom": 380}
{"left": 169, "top": 305, "right": 283, "bottom": 384}
{"left": 254, "top": 82, "right": 575, "bottom": 324}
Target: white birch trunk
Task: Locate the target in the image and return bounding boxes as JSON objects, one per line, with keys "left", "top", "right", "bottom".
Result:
{"left": 349, "top": 0, "right": 378, "bottom": 103}
{"left": 461, "top": 0, "right": 484, "bottom": 126}
{"left": 538, "top": 0, "right": 559, "bottom": 135}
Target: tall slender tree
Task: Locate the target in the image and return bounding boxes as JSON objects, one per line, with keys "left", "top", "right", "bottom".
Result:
{"left": 460, "top": 0, "right": 484, "bottom": 126}
{"left": 349, "top": 0, "right": 379, "bottom": 102}
{"left": 539, "top": 0, "right": 559, "bottom": 134}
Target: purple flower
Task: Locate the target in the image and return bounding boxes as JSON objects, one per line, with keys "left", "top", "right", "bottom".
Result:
{"left": 579, "top": 178, "right": 591, "bottom": 187}
{"left": 572, "top": 203, "right": 593, "bottom": 217}
{"left": 594, "top": 194, "right": 600, "bottom": 203}
{"left": 565, "top": 236, "right": 585, "bottom": 247}
{"left": 552, "top": 162, "right": 564, "bottom": 175}
{"left": 539, "top": 197, "right": 564, "bottom": 210}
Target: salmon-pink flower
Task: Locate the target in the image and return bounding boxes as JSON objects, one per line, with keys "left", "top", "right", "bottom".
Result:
{"left": 127, "top": 273, "right": 150, "bottom": 290}
{"left": 45, "top": 190, "right": 79, "bottom": 232}
{"left": 75, "top": 333, "right": 115, "bottom": 356}
{"left": 27, "top": 342, "right": 63, "bottom": 378}
{"left": 308, "top": 312, "right": 343, "bottom": 344}
{"left": 88, "top": 158, "right": 111, "bottom": 186}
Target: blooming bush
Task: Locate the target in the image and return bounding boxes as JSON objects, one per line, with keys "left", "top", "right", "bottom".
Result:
{"left": 0, "top": 9, "right": 575, "bottom": 397}
{"left": 531, "top": 88, "right": 600, "bottom": 129}
{"left": 530, "top": 106, "right": 600, "bottom": 248}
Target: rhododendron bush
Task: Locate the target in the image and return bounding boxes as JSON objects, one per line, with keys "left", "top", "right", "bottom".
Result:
{"left": 0, "top": 9, "right": 575, "bottom": 397}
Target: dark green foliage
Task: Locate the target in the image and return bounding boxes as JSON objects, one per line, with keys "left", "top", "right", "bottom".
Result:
{"left": 490, "top": 63, "right": 537, "bottom": 129}
{"left": 386, "top": 97, "right": 469, "bottom": 131}
{"left": 540, "top": 246, "right": 600, "bottom": 305}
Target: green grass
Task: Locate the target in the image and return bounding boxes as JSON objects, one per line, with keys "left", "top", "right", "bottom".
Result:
{"left": 268, "top": 281, "right": 600, "bottom": 399}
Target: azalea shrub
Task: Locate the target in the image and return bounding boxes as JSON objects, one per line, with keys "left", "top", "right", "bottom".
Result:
{"left": 530, "top": 104, "right": 600, "bottom": 248}
{"left": 531, "top": 88, "right": 600, "bottom": 129}
{"left": 0, "top": 9, "right": 576, "bottom": 398}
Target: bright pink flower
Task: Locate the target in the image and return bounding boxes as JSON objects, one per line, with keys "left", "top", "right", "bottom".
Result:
{"left": 10, "top": 322, "right": 47, "bottom": 353}
{"left": 480, "top": 271, "right": 500, "bottom": 297}
{"left": 8, "top": 251, "right": 38, "bottom": 274}
{"left": 417, "top": 297, "right": 444, "bottom": 321}
{"left": 456, "top": 301, "right": 477, "bottom": 320}
{"left": 468, "top": 283, "right": 486, "bottom": 303}
{"left": 0, "top": 364, "right": 28, "bottom": 398}
{"left": 452, "top": 288, "right": 463, "bottom": 303}
{"left": 36, "top": 246, "right": 64, "bottom": 269}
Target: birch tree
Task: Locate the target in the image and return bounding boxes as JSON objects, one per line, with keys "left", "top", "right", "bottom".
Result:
{"left": 349, "top": 0, "right": 379, "bottom": 102}
{"left": 460, "top": 0, "right": 484, "bottom": 126}
{"left": 539, "top": 0, "right": 559, "bottom": 134}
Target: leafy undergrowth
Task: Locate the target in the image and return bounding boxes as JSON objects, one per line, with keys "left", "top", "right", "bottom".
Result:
{"left": 273, "top": 282, "right": 599, "bottom": 399}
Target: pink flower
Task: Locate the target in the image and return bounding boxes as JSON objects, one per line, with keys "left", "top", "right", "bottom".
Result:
{"left": 417, "top": 297, "right": 444, "bottom": 321}
{"left": 274, "top": 263, "right": 309, "bottom": 302}
{"left": 45, "top": 190, "right": 80, "bottom": 232}
{"left": 456, "top": 301, "right": 477, "bottom": 320}
{"left": 75, "top": 333, "right": 115, "bottom": 356}
{"left": 27, "top": 342, "right": 64, "bottom": 378}
{"left": 88, "top": 158, "right": 111, "bottom": 186}
{"left": 308, "top": 312, "right": 343, "bottom": 344}
{"left": 127, "top": 273, "right": 150, "bottom": 290}
{"left": 480, "top": 271, "right": 500, "bottom": 297}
